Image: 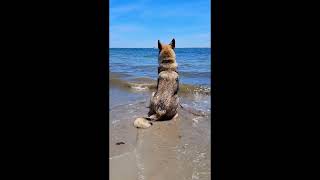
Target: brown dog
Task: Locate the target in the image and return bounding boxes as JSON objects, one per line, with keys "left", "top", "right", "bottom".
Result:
{"left": 134, "top": 39, "right": 179, "bottom": 128}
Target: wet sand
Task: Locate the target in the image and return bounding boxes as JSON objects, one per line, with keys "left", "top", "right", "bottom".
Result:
{"left": 110, "top": 90, "right": 211, "bottom": 180}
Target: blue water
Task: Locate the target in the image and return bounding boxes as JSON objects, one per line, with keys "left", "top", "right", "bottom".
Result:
{"left": 109, "top": 48, "right": 211, "bottom": 87}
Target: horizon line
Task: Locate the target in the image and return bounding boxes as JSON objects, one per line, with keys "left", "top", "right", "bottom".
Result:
{"left": 109, "top": 47, "right": 211, "bottom": 48}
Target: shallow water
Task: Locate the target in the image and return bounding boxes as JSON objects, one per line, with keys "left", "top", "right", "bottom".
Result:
{"left": 109, "top": 48, "right": 211, "bottom": 180}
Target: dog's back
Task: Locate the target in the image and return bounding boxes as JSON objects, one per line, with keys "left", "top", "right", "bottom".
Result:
{"left": 133, "top": 38, "right": 179, "bottom": 128}
{"left": 148, "top": 39, "right": 179, "bottom": 121}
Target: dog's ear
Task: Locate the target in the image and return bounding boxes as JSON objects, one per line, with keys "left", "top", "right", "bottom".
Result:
{"left": 170, "top": 38, "right": 175, "bottom": 49}
{"left": 158, "top": 40, "right": 162, "bottom": 50}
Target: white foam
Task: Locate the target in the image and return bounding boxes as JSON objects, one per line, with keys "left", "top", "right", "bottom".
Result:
{"left": 112, "top": 119, "right": 120, "bottom": 124}
{"left": 131, "top": 85, "right": 148, "bottom": 91}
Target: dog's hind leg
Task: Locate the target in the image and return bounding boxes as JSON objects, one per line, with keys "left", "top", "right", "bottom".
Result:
{"left": 145, "top": 114, "right": 157, "bottom": 121}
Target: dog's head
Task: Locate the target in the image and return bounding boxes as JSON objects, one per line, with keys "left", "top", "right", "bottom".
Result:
{"left": 158, "top": 38, "right": 176, "bottom": 64}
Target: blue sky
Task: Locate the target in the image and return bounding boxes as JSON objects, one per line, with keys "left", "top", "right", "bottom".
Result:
{"left": 110, "top": 0, "right": 211, "bottom": 48}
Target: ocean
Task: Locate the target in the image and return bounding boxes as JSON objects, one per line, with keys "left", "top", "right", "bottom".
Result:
{"left": 110, "top": 48, "right": 211, "bottom": 86}
{"left": 110, "top": 48, "right": 211, "bottom": 110}
{"left": 109, "top": 48, "right": 211, "bottom": 180}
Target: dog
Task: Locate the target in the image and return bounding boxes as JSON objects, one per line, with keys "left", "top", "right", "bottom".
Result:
{"left": 134, "top": 38, "right": 179, "bottom": 128}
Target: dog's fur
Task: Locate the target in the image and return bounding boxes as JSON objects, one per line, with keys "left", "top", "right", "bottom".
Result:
{"left": 133, "top": 39, "right": 179, "bottom": 128}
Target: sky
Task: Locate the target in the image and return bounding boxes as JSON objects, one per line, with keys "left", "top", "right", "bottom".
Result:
{"left": 110, "top": 0, "right": 211, "bottom": 48}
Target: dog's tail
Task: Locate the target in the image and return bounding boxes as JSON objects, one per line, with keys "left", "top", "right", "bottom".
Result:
{"left": 133, "top": 117, "right": 153, "bottom": 129}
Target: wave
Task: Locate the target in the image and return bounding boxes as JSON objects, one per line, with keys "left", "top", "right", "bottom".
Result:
{"left": 110, "top": 73, "right": 210, "bottom": 96}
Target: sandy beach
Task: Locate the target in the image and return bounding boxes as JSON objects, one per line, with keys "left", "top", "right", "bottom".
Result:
{"left": 109, "top": 90, "right": 211, "bottom": 180}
